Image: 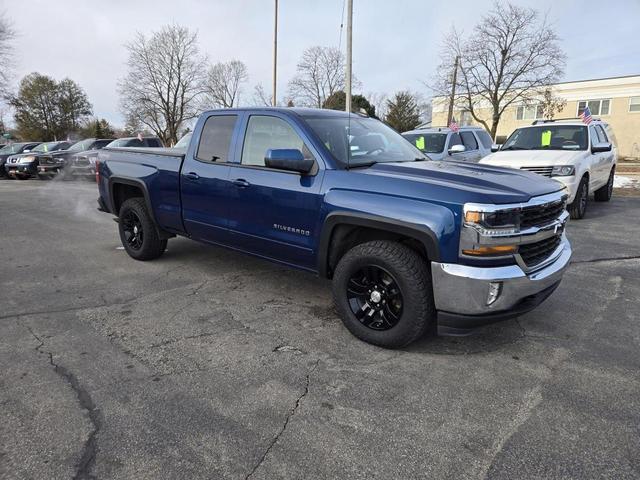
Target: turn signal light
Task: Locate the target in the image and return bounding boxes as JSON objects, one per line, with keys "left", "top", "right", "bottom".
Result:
{"left": 462, "top": 245, "right": 518, "bottom": 256}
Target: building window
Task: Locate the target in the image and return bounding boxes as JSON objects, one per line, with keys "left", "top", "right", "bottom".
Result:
{"left": 577, "top": 99, "right": 610, "bottom": 116}
{"left": 516, "top": 104, "right": 544, "bottom": 121}
{"left": 630, "top": 97, "right": 640, "bottom": 113}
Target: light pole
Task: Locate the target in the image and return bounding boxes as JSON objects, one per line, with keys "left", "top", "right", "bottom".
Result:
{"left": 272, "top": 0, "right": 278, "bottom": 107}
{"left": 345, "top": 0, "right": 353, "bottom": 113}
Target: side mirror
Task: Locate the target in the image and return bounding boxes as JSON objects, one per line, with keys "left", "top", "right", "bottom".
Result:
{"left": 491, "top": 144, "right": 501, "bottom": 152}
{"left": 448, "top": 144, "right": 466, "bottom": 155}
{"left": 264, "top": 149, "right": 314, "bottom": 174}
{"left": 591, "top": 142, "right": 612, "bottom": 153}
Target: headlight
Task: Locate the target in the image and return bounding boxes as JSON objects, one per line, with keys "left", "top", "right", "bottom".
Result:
{"left": 551, "top": 165, "right": 575, "bottom": 176}
{"left": 464, "top": 208, "right": 520, "bottom": 236}
{"left": 18, "top": 156, "right": 35, "bottom": 164}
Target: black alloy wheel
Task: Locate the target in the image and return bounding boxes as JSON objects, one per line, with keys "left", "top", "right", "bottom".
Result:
{"left": 346, "top": 265, "right": 403, "bottom": 331}
{"left": 121, "top": 210, "right": 144, "bottom": 250}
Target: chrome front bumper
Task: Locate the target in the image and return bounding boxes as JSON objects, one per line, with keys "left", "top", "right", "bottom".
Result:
{"left": 431, "top": 234, "right": 571, "bottom": 322}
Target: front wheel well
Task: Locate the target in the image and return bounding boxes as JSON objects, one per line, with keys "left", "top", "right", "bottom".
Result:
{"left": 325, "top": 224, "right": 429, "bottom": 278}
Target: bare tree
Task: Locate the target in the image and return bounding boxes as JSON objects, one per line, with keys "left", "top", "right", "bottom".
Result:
{"left": 432, "top": 2, "right": 565, "bottom": 137}
{"left": 0, "top": 12, "right": 15, "bottom": 96}
{"left": 118, "top": 25, "right": 207, "bottom": 145}
{"left": 252, "top": 84, "right": 273, "bottom": 107}
{"left": 366, "top": 91, "right": 388, "bottom": 119}
{"left": 540, "top": 87, "right": 567, "bottom": 120}
{"left": 202, "top": 60, "right": 248, "bottom": 108}
{"left": 288, "top": 46, "right": 355, "bottom": 108}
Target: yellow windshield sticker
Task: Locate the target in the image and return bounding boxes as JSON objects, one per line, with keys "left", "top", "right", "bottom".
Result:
{"left": 541, "top": 130, "right": 551, "bottom": 146}
{"left": 415, "top": 136, "right": 425, "bottom": 150}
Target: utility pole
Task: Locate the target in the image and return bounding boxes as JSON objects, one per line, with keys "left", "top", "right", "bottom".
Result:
{"left": 272, "top": 0, "right": 278, "bottom": 107}
{"left": 345, "top": 0, "right": 353, "bottom": 113}
{"left": 447, "top": 55, "right": 459, "bottom": 125}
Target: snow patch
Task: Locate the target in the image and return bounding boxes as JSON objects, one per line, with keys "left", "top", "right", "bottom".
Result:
{"left": 614, "top": 175, "right": 639, "bottom": 189}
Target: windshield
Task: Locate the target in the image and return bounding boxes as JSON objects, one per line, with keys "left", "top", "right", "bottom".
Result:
{"left": 305, "top": 116, "right": 425, "bottom": 167}
{"left": 0, "top": 143, "right": 27, "bottom": 154}
{"left": 68, "top": 139, "right": 94, "bottom": 152}
{"left": 32, "top": 142, "right": 62, "bottom": 153}
{"left": 402, "top": 133, "right": 447, "bottom": 154}
{"left": 502, "top": 125, "right": 588, "bottom": 151}
{"left": 175, "top": 133, "right": 192, "bottom": 149}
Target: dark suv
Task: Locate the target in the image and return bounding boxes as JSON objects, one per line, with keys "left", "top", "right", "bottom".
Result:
{"left": 0, "top": 142, "right": 41, "bottom": 178}
{"left": 5, "top": 141, "right": 71, "bottom": 179}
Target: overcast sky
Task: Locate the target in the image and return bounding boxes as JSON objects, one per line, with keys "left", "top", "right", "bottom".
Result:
{"left": 5, "top": 0, "right": 640, "bottom": 127}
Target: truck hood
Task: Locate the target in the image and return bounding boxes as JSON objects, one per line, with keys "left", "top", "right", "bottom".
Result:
{"left": 358, "top": 160, "right": 564, "bottom": 204}
{"left": 479, "top": 149, "right": 585, "bottom": 167}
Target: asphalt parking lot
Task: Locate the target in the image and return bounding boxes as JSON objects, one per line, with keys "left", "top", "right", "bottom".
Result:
{"left": 1, "top": 179, "right": 639, "bottom": 480}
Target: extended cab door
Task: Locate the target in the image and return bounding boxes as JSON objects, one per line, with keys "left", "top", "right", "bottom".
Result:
{"left": 180, "top": 113, "right": 240, "bottom": 243}
{"left": 588, "top": 125, "right": 610, "bottom": 188}
{"left": 225, "top": 113, "right": 325, "bottom": 271}
{"left": 460, "top": 131, "right": 482, "bottom": 162}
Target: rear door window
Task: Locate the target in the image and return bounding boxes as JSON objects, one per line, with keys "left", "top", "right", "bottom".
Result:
{"left": 447, "top": 133, "right": 462, "bottom": 149}
{"left": 475, "top": 130, "right": 493, "bottom": 149}
{"left": 196, "top": 115, "right": 238, "bottom": 163}
{"left": 460, "top": 131, "right": 478, "bottom": 151}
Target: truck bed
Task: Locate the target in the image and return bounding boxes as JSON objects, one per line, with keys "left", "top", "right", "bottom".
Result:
{"left": 99, "top": 147, "right": 186, "bottom": 234}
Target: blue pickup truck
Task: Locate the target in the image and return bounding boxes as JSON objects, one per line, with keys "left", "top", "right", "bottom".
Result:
{"left": 97, "top": 108, "right": 572, "bottom": 348}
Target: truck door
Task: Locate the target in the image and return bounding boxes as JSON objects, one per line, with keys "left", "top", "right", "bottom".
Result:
{"left": 588, "top": 125, "right": 608, "bottom": 188}
{"left": 225, "top": 113, "right": 324, "bottom": 271}
{"left": 180, "top": 113, "right": 239, "bottom": 243}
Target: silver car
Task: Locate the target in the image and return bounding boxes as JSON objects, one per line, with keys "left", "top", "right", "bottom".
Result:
{"left": 402, "top": 126, "right": 495, "bottom": 162}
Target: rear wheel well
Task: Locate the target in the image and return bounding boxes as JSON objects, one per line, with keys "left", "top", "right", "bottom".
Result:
{"left": 112, "top": 183, "right": 145, "bottom": 215}
{"left": 326, "top": 225, "right": 429, "bottom": 278}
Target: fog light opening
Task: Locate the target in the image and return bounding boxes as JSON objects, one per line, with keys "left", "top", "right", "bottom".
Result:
{"left": 487, "top": 282, "right": 502, "bottom": 306}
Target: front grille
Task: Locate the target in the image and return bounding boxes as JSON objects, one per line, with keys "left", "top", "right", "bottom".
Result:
{"left": 521, "top": 166, "right": 553, "bottom": 177}
{"left": 521, "top": 200, "right": 565, "bottom": 229}
{"left": 73, "top": 156, "right": 90, "bottom": 166}
{"left": 519, "top": 234, "right": 561, "bottom": 267}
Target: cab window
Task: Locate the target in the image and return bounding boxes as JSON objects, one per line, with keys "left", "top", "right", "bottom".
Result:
{"left": 460, "top": 131, "right": 478, "bottom": 151}
{"left": 196, "top": 115, "right": 238, "bottom": 163}
{"left": 241, "top": 115, "right": 314, "bottom": 168}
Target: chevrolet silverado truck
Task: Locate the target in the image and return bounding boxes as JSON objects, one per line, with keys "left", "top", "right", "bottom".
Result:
{"left": 97, "top": 108, "right": 572, "bottom": 348}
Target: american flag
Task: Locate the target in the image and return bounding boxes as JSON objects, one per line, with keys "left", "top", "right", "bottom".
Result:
{"left": 580, "top": 106, "right": 593, "bottom": 125}
{"left": 449, "top": 117, "right": 460, "bottom": 133}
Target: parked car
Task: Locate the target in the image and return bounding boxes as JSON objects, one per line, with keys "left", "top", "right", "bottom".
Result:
{"left": 479, "top": 119, "right": 617, "bottom": 219}
{"left": 4, "top": 141, "right": 71, "bottom": 179}
{"left": 66, "top": 139, "right": 116, "bottom": 180}
{"left": 0, "top": 142, "right": 41, "bottom": 178}
{"left": 97, "top": 108, "right": 571, "bottom": 348}
{"left": 402, "top": 126, "right": 494, "bottom": 162}
{"left": 105, "top": 136, "right": 163, "bottom": 148}
{"left": 37, "top": 138, "right": 113, "bottom": 179}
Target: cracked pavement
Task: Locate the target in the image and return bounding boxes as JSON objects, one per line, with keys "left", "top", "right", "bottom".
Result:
{"left": 1, "top": 180, "right": 639, "bottom": 479}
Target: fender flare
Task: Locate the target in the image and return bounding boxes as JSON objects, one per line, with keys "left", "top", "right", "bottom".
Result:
{"left": 317, "top": 212, "right": 441, "bottom": 278}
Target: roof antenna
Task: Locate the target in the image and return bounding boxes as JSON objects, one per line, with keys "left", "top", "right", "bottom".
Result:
{"left": 345, "top": 0, "right": 353, "bottom": 169}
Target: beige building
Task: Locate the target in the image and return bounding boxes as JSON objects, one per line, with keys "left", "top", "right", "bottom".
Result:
{"left": 432, "top": 74, "right": 640, "bottom": 159}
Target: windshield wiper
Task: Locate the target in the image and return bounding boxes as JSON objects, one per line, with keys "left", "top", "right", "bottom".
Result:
{"left": 501, "top": 146, "right": 528, "bottom": 151}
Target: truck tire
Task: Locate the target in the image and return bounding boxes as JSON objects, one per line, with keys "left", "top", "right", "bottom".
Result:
{"left": 594, "top": 167, "right": 614, "bottom": 202}
{"left": 568, "top": 176, "right": 588, "bottom": 220}
{"left": 118, "top": 198, "right": 167, "bottom": 261}
{"left": 332, "top": 240, "right": 435, "bottom": 348}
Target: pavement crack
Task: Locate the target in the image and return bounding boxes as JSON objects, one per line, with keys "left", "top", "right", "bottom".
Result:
{"left": 571, "top": 255, "right": 640, "bottom": 265}
{"left": 245, "top": 359, "right": 320, "bottom": 480}
{"left": 25, "top": 324, "right": 101, "bottom": 480}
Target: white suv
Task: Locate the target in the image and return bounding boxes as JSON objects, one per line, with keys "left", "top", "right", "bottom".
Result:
{"left": 479, "top": 119, "right": 617, "bottom": 219}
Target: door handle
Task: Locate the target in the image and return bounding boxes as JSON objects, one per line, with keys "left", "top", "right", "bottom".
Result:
{"left": 232, "top": 178, "right": 251, "bottom": 188}
{"left": 184, "top": 172, "right": 200, "bottom": 181}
